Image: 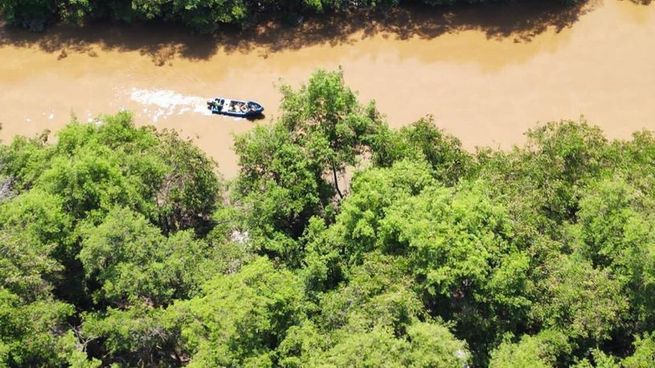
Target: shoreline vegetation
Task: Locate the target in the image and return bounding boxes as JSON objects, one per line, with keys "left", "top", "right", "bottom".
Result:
{"left": 0, "top": 0, "right": 604, "bottom": 71}
{"left": 1, "top": 69, "right": 655, "bottom": 367}
{"left": 1, "top": 0, "right": 584, "bottom": 33}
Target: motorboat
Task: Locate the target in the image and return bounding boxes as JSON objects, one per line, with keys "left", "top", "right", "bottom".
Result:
{"left": 207, "top": 97, "right": 264, "bottom": 117}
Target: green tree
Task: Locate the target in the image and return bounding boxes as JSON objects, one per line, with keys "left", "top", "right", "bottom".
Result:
{"left": 279, "top": 68, "right": 385, "bottom": 199}
{"left": 0, "top": 134, "right": 52, "bottom": 191}
{"left": 373, "top": 117, "right": 473, "bottom": 185}
{"left": 0, "top": 288, "right": 73, "bottom": 367}
{"left": 572, "top": 178, "right": 655, "bottom": 329}
{"left": 281, "top": 254, "right": 469, "bottom": 367}
{"left": 623, "top": 333, "right": 655, "bottom": 368}
{"left": 153, "top": 130, "right": 221, "bottom": 235}
{"left": 299, "top": 159, "right": 436, "bottom": 292}
{"left": 489, "top": 330, "right": 570, "bottom": 368}
{"left": 234, "top": 124, "right": 332, "bottom": 264}
{"left": 0, "top": 0, "right": 55, "bottom": 30}
{"left": 81, "top": 304, "right": 180, "bottom": 367}
{"left": 234, "top": 69, "right": 385, "bottom": 266}
{"left": 530, "top": 255, "right": 627, "bottom": 347}
{"left": 80, "top": 207, "right": 223, "bottom": 307}
{"left": 0, "top": 229, "right": 61, "bottom": 302}
{"left": 171, "top": 257, "right": 305, "bottom": 367}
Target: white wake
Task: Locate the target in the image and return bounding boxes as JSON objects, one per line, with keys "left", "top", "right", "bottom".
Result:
{"left": 128, "top": 88, "right": 212, "bottom": 122}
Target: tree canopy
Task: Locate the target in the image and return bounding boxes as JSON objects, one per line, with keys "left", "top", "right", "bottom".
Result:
{"left": 1, "top": 69, "right": 654, "bottom": 367}
{"left": 1, "top": 0, "right": 582, "bottom": 32}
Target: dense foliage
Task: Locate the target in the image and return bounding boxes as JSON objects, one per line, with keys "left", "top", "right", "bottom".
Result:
{"left": 1, "top": 69, "right": 655, "bottom": 367}
{"left": 0, "top": 0, "right": 579, "bottom": 32}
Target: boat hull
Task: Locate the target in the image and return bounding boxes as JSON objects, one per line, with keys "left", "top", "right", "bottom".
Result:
{"left": 211, "top": 109, "right": 264, "bottom": 118}
{"left": 208, "top": 97, "right": 264, "bottom": 117}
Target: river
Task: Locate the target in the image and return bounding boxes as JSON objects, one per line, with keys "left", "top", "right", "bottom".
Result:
{"left": 1, "top": 0, "right": 654, "bottom": 177}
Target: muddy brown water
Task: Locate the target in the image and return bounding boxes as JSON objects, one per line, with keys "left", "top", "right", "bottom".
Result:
{"left": 1, "top": 0, "right": 654, "bottom": 178}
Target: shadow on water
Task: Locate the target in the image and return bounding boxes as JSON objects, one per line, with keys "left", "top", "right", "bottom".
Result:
{"left": 0, "top": 0, "right": 638, "bottom": 65}
{"left": 246, "top": 114, "right": 266, "bottom": 122}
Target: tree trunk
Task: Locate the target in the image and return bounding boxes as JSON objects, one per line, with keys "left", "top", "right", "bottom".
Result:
{"left": 332, "top": 165, "right": 344, "bottom": 199}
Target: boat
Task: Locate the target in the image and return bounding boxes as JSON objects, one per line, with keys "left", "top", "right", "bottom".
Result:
{"left": 207, "top": 97, "right": 264, "bottom": 117}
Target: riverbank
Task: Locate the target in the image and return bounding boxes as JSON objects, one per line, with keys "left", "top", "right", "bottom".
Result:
{"left": 1, "top": 0, "right": 654, "bottom": 177}
{"left": 0, "top": 0, "right": 587, "bottom": 33}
